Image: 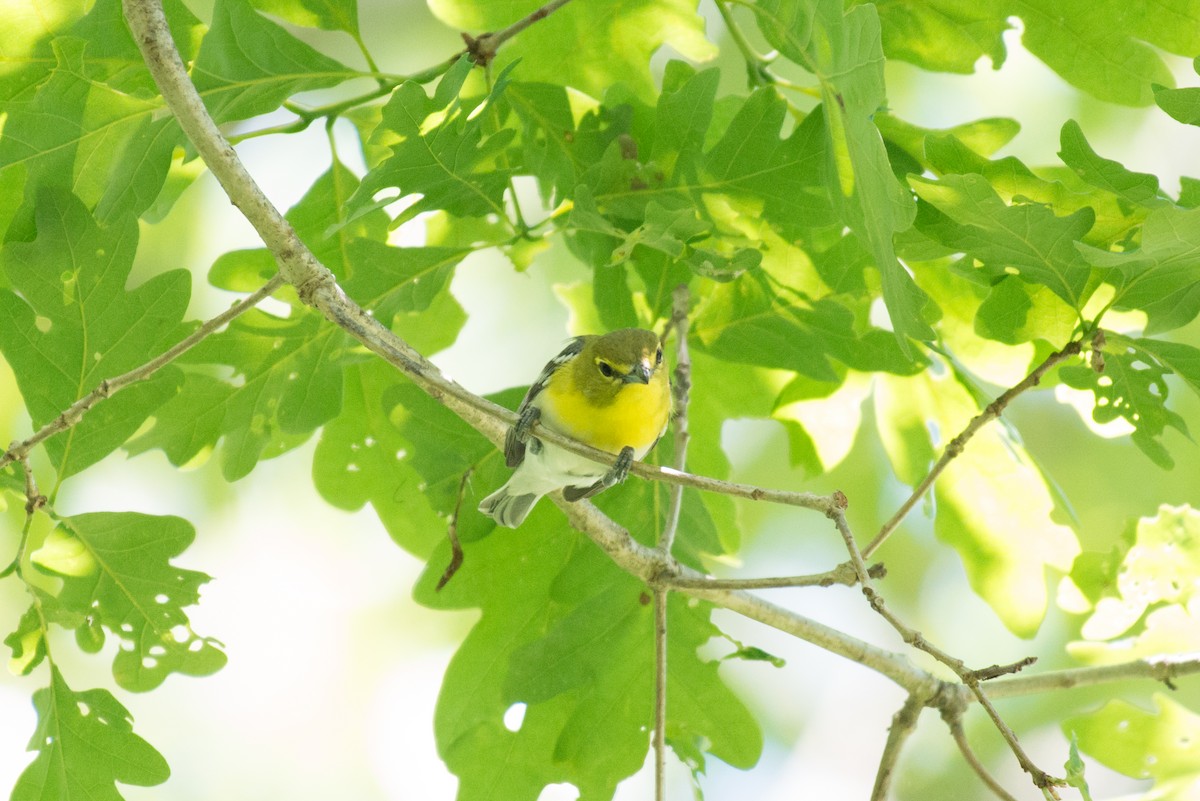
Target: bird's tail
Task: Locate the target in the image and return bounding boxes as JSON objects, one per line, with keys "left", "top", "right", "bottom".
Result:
{"left": 478, "top": 484, "right": 542, "bottom": 528}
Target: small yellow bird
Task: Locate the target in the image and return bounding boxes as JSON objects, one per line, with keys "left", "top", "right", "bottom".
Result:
{"left": 478, "top": 328, "right": 672, "bottom": 528}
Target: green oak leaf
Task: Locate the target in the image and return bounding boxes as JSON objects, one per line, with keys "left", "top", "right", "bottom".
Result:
{"left": 702, "top": 88, "right": 833, "bottom": 238}
{"left": 414, "top": 508, "right": 759, "bottom": 801}
{"left": 29, "top": 512, "right": 226, "bottom": 691}
{"left": 504, "top": 569, "right": 760, "bottom": 789}
{"left": 384, "top": 382, "right": 514, "bottom": 545}
{"left": 1065, "top": 694, "right": 1200, "bottom": 796}
{"left": 861, "top": 0, "right": 1009, "bottom": 73}
{"left": 127, "top": 309, "right": 350, "bottom": 480}
{"left": 1155, "top": 82, "right": 1200, "bottom": 125}
{"left": 1135, "top": 338, "right": 1200, "bottom": 400}
{"left": 313, "top": 361, "right": 452, "bottom": 557}
{"left": 353, "top": 57, "right": 515, "bottom": 227}
{"left": 12, "top": 668, "right": 169, "bottom": 801}
{"left": 249, "top": 0, "right": 359, "bottom": 35}
{"left": 63, "top": 0, "right": 202, "bottom": 94}
{"left": 974, "top": 278, "right": 1078, "bottom": 346}
{"left": 0, "top": 190, "right": 189, "bottom": 481}
{"left": 1013, "top": 0, "right": 1188, "bottom": 106}
{"left": 912, "top": 173, "right": 1095, "bottom": 310}
{"left": 874, "top": 0, "right": 1197, "bottom": 106}
{"left": 693, "top": 272, "right": 925, "bottom": 382}
{"left": 1077, "top": 204, "right": 1200, "bottom": 334}
{"left": 427, "top": 0, "right": 716, "bottom": 103}
{"left": 191, "top": 0, "right": 354, "bottom": 123}
{"left": 1068, "top": 504, "right": 1200, "bottom": 662}
{"left": 129, "top": 160, "right": 467, "bottom": 480}
{"left": 1057, "top": 120, "right": 1162, "bottom": 208}
{"left": 1059, "top": 336, "right": 1189, "bottom": 470}
{"left": 0, "top": 37, "right": 182, "bottom": 225}
{"left": 754, "top": 0, "right": 936, "bottom": 347}
{"left": 876, "top": 113, "right": 1020, "bottom": 166}
{"left": 923, "top": 133, "right": 1136, "bottom": 246}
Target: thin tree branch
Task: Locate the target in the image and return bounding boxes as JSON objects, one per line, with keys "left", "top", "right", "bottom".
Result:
{"left": 653, "top": 587, "right": 668, "bottom": 801}
{"left": 863, "top": 340, "right": 1084, "bottom": 558}
{"left": 985, "top": 654, "right": 1200, "bottom": 699}
{"left": 947, "top": 716, "right": 1022, "bottom": 801}
{"left": 19, "top": 455, "right": 47, "bottom": 518}
{"left": 651, "top": 286, "right": 690, "bottom": 801}
{"left": 554, "top": 495, "right": 940, "bottom": 695}
{"left": 0, "top": 275, "right": 287, "bottom": 473}
{"left": 664, "top": 561, "right": 885, "bottom": 590}
{"left": 462, "top": 0, "right": 576, "bottom": 66}
{"left": 832, "top": 511, "right": 1062, "bottom": 794}
{"left": 661, "top": 284, "right": 692, "bottom": 556}
{"left": 871, "top": 694, "right": 925, "bottom": 801}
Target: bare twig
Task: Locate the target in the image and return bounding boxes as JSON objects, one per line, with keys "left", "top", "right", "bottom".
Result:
{"left": 19, "top": 456, "right": 47, "bottom": 517}
{"left": 863, "top": 340, "right": 1084, "bottom": 558}
{"left": 986, "top": 654, "right": 1200, "bottom": 699}
{"left": 0, "top": 275, "right": 287, "bottom": 473}
{"left": 968, "top": 658, "right": 1038, "bottom": 683}
{"left": 947, "top": 716, "right": 1022, "bottom": 801}
{"left": 661, "top": 284, "right": 692, "bottom": 556}
{"left": 871, "top": 694, "right": 925, "bottom": 801}
{"left": 462, "top": 0, "right": 576, "bottom": 66}
{"left": 832, "top": 511, "right": 1061, "bottom": 794}
{"left": 664, "top": 561, "right": 885, "bottom": 590}
{"left": 436, "top": 469, "right": 474, "bottom": 591}
{"left": 653, "top": 588, "right": 668, "bottom": 801}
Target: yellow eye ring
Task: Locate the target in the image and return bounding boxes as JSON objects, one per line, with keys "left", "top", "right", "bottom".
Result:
{"left": 597, "top": 360, "right": 615, "bottom": 378}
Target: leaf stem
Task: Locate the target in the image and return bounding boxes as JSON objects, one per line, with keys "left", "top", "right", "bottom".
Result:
{"left": 714, "top": 0, "right": 773, "bottom": 87}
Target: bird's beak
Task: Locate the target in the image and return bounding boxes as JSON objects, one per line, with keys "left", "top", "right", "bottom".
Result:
{"left": 623, "top": 362, "right": 652, "bottom": 384}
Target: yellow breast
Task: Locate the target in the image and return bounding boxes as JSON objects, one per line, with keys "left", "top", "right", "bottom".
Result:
{"left": 540, "top": 369, "right": 671, "bottom": 456}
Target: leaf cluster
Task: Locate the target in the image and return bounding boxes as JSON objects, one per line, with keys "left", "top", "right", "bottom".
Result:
{"left": 2, "top": 0, "right": 1200, "bottom": 799}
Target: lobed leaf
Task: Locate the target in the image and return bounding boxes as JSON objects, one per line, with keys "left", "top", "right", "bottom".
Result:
{"left": 0, "top": 190, "right": 189, "bottom": 481}
{"left": 754, "top": 0, "right": 936, "bottom": 347}
{"left": 912, "top": 173, "right": 1095, "bottom": 310}
{"left": 191, "top": 0, "right": 354, "bottom": 123}
{"left": 353, "top": 57, "right": 515, "bottom": 227}
{"left": 1077, "top": 204, "right": 1200, "bottom": 335}
{"left": 29, "top": 512, "right": 226, "bottom": 691}
{"left": 1059, "top": 336, "right": 1190, "bottom": 469}
{"left": 1068, "top": 505, "right": 1200, "bottom": 662}
{"left": 12, "top": 668, "right": 169, "bottom": 801}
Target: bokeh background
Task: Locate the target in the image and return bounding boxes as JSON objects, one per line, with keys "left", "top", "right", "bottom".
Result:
{"left": 2, "top": 1, "right": 1200, "bottom": 798}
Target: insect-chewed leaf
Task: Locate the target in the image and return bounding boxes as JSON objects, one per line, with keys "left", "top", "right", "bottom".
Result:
{"left": 1067, "top": 505, "right": 1200, "bottom": 662}
{"left": 1064, "top": 694, "right": 1200, "bottom": 797}
{"left": 29, "top": 512, "right": 225, "bottom": 692}
{"left": 12, "top": 668, "right": 169, "bottom": 801}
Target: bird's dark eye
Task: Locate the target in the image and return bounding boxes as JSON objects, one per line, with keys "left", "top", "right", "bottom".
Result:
{"left": 655, "top": 347, "right": 663, "bottom": 366}
{"left": 597, "top": 360, "right": 615, "bottom": 378}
